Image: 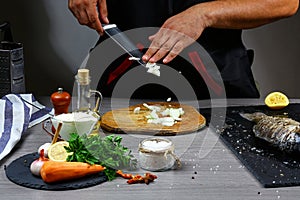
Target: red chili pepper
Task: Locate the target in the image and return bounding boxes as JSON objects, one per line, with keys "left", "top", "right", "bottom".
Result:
{"left": 116, "top": 170, "right": 157, "bottom": 184}
{"left": 116, "top": 170, "right": 133, "bottom": 179}
{"left": 39, "top": 149, "right": 49, "bottom": 161}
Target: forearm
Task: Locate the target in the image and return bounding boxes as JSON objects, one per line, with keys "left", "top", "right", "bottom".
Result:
{"left": 142, "top": 0, "right": 298, "bottom": 63}
{"left": 193, "top": 0, "right": 299, "bottom": 29}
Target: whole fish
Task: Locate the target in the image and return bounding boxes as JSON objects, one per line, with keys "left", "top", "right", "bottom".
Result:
{"left": 240, "top": 112, "right": 300, "bottom": 153}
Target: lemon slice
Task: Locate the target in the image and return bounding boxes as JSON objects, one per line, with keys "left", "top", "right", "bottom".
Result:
{"left": 48, "top": 141, "right": 72, "bottom": 162}
{"left": 265, "top": 91, "right": 289, "bottom": 110}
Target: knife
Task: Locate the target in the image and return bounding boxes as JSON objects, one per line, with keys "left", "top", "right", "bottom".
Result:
{"left": 102, "top": 24, "right": 147, "bottom": 67}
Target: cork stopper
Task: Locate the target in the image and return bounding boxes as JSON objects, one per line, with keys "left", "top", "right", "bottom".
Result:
{"left": 77, "top": 69, "right": 90, "bottom": 85}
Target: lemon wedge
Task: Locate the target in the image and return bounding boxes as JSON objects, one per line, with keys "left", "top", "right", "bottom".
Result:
{"left": 48, "top": 141, "right": 72, "bottom": 162}
{"left": 264, "top": 91, "right": 289, "bottom": 110}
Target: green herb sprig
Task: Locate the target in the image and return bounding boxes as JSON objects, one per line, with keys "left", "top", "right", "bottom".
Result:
{"left": 65, "top": 133, "right": 137, "bottom": 180}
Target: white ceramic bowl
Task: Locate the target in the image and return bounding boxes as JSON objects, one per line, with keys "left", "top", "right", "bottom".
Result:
{"left": 51, "top": 112, "right": 99, "bottom": 141}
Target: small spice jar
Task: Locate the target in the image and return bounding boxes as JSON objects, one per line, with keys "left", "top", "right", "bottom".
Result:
{"left": 50, "top": 88, "right": 71, "bottom": 115}
{"left": 138, "top": 137, "right": 180, "bottom": 171}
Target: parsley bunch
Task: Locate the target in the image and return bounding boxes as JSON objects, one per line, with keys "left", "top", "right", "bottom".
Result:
{"left": 65, "top": 133, "right": 137, "bottom": 180}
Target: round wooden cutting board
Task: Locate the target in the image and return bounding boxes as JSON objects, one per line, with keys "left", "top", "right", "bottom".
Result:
{"left": 100, "top": 102, "right": 206, "bottom": 135}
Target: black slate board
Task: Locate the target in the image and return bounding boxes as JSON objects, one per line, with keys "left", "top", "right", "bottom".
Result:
{"left": 200, "top": 103, "right": 300, "bottom": 188}
{"left": 5, "top": 153, "right": 108, "bottom": 190}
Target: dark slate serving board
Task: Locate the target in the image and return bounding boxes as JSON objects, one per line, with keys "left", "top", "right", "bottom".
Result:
{"left": 5, "top": 152, "right": 108, "bottom": 190}
{"left": 200, "top": 103, "right": 300, "bottom": 188}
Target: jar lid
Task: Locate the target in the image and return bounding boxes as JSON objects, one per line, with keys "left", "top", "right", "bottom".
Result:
{"left": 139, "top": 137, "right": 174, "bottom": 153}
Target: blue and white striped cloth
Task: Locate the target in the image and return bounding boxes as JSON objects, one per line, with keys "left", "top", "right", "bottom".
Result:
{"left": 0, "top": 94, "right": 53, "bottom": 160}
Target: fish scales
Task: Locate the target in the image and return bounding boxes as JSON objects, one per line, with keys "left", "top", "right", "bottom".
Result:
{"left": 256, "top": 116, "right": 295, "bottom": 139}
{"left": 240, "top": 112, "right": 300, "bottom": 153}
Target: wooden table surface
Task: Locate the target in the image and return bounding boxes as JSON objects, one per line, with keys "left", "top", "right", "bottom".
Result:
{"left": 1, "top": 97, "right": 299, "bottom": 200}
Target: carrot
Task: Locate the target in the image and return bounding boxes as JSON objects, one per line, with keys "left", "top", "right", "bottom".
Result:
{"left": 40, "top": 161, "right": 106, "bottom": 183}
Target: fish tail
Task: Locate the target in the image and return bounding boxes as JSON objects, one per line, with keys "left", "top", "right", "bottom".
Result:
{"left": 239, "top": 112, "right": 267, "bottom": 122}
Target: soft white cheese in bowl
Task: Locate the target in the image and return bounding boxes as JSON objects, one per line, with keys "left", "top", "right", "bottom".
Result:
{"left": 51, "top": 111, "right": 99, "bottom": 140}
{"left": 138, "top": 137, "right": 180, "bottom": 171}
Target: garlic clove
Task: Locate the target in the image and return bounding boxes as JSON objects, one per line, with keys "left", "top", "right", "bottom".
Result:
{"left": 38, "top": 142, "right": 51, "bottom": 158}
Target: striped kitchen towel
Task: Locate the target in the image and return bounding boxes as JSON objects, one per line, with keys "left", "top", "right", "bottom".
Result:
{"left": 0, "top": 94, "right": 53, "bottom": 160}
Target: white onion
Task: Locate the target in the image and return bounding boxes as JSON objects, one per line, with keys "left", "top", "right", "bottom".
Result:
{"left": 128, "top": 56, "right": 141, "bottom": 61}
{"left": 145, "top": 62, "right": 160, "bottom": 77}
{"left": 30, "top": 149, "right": 48, "bottom": 176}
{"left": 30, "top": 159, "right": 45, "bottom": 176}
{"left": 143, "top": 104, "right": 184, "bottom": 126}
{"left": 133, "top": 107, "right": 140, "bottom": 114}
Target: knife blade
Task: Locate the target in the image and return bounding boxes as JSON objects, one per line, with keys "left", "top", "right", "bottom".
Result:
{"left": 102, "top": 24, "right": 146, "bottom": 67}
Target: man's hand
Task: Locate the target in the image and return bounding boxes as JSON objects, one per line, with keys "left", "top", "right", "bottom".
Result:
{"left": 68, "top": 0, "right": 109, "bottom": 35}
{"left": 142, "top": 6, "right": 207, "bottom": 64}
